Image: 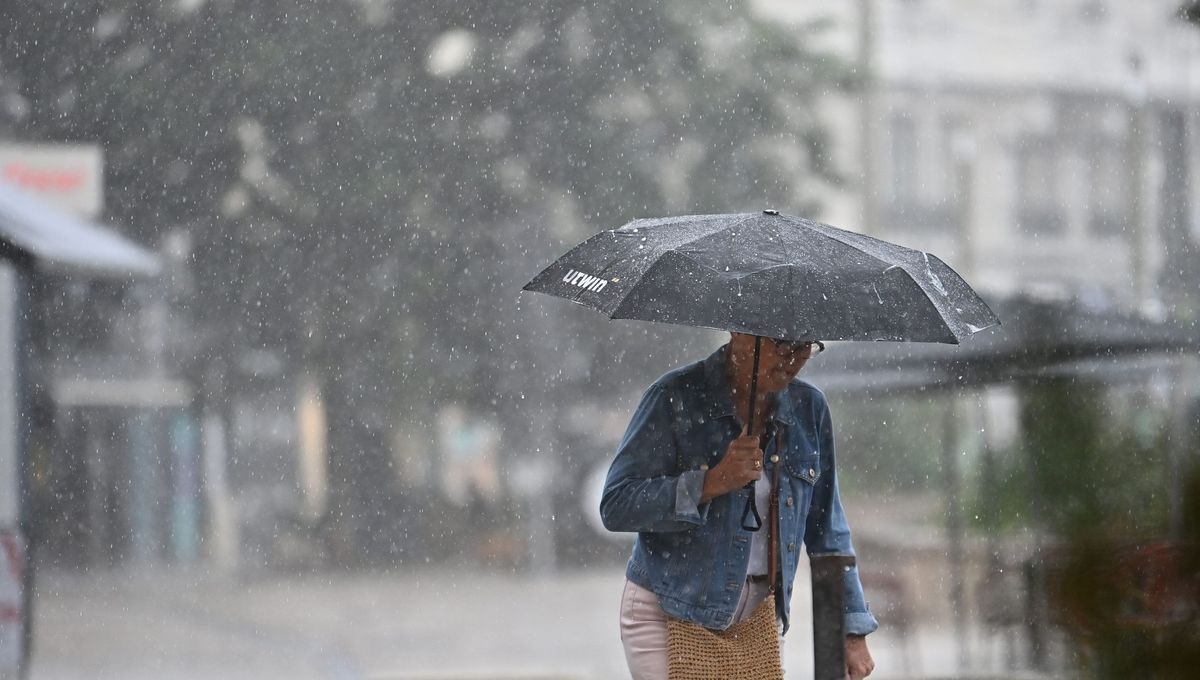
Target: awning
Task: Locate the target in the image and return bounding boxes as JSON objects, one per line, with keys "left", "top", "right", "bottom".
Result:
{"left": 0, "top": 182, "right": 159, "bottom": 278}
{"left": 804, "top": 294, "right": 1200, "bottom": 393}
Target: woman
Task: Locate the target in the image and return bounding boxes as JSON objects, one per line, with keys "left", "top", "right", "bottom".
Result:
{"left": 600, "top": 332, "right": 877, "bottom": 679}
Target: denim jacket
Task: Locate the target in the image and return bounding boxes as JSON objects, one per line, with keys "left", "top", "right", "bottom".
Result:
{"left": 600, "top": 347, "right": 879, "bottom": 635}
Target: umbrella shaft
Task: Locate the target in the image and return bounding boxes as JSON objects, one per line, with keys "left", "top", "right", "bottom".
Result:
{"left": 739, "top": 335, "right": 765, "bottom": 530}
{"left": 747, "top": 336, "right": 761, "bottom": 437}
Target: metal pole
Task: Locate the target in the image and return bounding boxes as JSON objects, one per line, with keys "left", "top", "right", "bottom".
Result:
{"left": 858, "top": 0, "right": 878, "bottom": 236}
{"left": 1127, "top": 51, "right": 1151, "bottom": 307}
{"left": 1169, "top": 355, "right": 1198, "bottom": 538}
{"left": 942, "top": 398, "right": 968, "bottom": 672}
{"left": 952, "top": 131, "right": 978, "bottom": 280}
{"left": 128, "top": 411, "right": 158, "bottom": 564}
{"left": 811, "top": 552, "right": 856, "bottom": 680}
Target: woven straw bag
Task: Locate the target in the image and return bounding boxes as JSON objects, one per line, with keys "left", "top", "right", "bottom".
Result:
{"left": 665, "top": 595, "right": 782, "bottom": 679}
{"left": 665, "top": 455, "right": 784, "bottom": 680}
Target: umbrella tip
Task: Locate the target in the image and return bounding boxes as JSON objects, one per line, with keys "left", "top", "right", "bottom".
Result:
{"left": 762, "top": 209, "right": 779, "bottom": 216}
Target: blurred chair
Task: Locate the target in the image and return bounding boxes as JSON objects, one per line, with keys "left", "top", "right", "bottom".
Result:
{"left": 976, "top": 553, "right": 1027, "bottom": 672}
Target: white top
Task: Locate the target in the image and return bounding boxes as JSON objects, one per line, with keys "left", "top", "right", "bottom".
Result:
{"left": 745, "top": 426, "right": 777, "bottom": 578}
{"left": 745, "top": 471, "right": 773, "bottom": 577}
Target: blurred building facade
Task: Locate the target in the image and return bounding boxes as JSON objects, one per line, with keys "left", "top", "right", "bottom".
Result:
{"left": 32, "top": 272, "right": 195, "bottom": 568}
{"left": 754, "top": 3, "right": 1200, "bottom": 672}
{"left": 0, "top": 146, "right": 188, "bottom": 570}
{"left": 762, "top": 0, "right": 1200, "bottom": 314}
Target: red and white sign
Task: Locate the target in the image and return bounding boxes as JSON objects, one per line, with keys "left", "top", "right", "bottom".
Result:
{"left": 0, "top": 144, "right": 104, "bottom": 218}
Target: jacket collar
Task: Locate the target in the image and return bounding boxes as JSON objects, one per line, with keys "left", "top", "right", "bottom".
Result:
{"left": 701, "top": 344, "right": 800, "bottom": 428}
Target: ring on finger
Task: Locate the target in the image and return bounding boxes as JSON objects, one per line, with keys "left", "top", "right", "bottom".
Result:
{"left": 753, "top": 460, "right": 761, "bottom": 470}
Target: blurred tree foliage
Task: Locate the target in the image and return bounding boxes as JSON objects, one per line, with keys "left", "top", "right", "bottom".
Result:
{"left": 828, "top": 392, "right": 945, "bottom": 494}
{"left": 1048, "top": 468, "right": 1200, "bottom": 678}
{"left": 1182, "top": 1, "right": 1200, "bottom": 27}
{"left": 971, "top": 379, "right": 1200, "bottom": 676}
{"left": 0, "top": 1, "right": 848, "bottom": 560}
{"left": 971, "top": 379, "right": 1171, "bottom": 537}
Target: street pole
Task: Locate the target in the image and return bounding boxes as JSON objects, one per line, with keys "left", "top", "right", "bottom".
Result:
{"left": 1127, "top": 51, "right": 1151, "bottom": 308}
{"left": 858, "top": 0, "right": 878, "bottom": 236}
{"left": 1169, "top": 355, "right": 1198, "bottom": 538}
{"left": 942, "top": 397, "right": 969, "bottom": 672}
{"left": 953, "top": 131, "right": 978, "bottom": 280}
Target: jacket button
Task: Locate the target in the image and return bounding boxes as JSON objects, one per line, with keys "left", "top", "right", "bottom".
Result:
{"left": 786, "top": 497, "right": 794, "bottom": 507}
{"left": 808, "top": 468, "right": 816, "bottom": 478}
{"left": 769, "top": 454, "right": 779, "bottom": 463}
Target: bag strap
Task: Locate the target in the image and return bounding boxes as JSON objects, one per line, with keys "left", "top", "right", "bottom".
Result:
{"left": 767, "top": 449, "right": 782, "bottom": 594}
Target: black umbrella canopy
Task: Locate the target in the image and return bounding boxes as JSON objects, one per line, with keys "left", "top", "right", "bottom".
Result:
{"left": 523, "top": 211, "right": 999, "bottom": 344}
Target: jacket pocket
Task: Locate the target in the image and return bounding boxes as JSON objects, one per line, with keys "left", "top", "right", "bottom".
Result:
{"left": 786, "top": 454, "right": 822, "bottom": 485}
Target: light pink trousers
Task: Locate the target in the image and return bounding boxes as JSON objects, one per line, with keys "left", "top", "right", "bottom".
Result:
{"left": 619, "top": 578, "right": 785, "bottom": 680}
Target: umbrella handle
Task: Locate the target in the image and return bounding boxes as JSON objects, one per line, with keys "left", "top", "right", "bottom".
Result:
{"left": 747, "top": 335, "right": 761, "bottom": 437}
{"left": 740, "top": 336, "right": 764, "bottom": 532}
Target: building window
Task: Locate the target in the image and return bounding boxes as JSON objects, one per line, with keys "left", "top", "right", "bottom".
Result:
{"left": 1086, "top": 137, "right": 1130, "bottom": 237}
{"left": 886, "top": 112, "right": 919, "bottom": 206}
{"left": 1015, "top": 135, "right": 1065, "bottom": 236}
{"left": 882, "top": 111, "right": 958, "bottom": 233}
{"left": 942, "top": 118, "right": 972, "bottom": 214}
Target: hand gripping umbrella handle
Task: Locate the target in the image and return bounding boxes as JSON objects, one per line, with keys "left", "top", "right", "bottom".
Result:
{"left": 740, "top": 336, "right": 764, "bottom": 532}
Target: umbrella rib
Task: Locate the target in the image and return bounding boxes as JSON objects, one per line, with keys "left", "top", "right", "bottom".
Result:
{"left": 793, "top": 217, "right": 912, "bottom": 263}
{"left": 625, "top": 213, "right": 750, "bottom": 236}
{"left": 788, "top": 217, "right": 987, "bottom": 338}
{"left": 882, "top": 263, "right": 961, "bottom": 342}
{"left": 605, "top": 257, "right": 659, "bottom": 319}
{"left": 669, "top": 251, "right": 801, "bottom": 279}
{"left": 664, "top": 212, "right": 759, "bottom": 252}
{"left": 604, "top": 214, "right": 759, "bottom": 316}
{"left": 883, "top": 254, "right": 1000, "bottom": 339}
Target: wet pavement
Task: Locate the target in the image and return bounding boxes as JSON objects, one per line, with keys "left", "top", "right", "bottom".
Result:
{"left": 27, "top": 565, "right": 1043, "bottom": 679}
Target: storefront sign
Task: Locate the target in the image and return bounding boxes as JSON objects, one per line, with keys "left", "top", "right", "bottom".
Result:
{"left": 0, "top": 144, "right": 103, "bottom": 218}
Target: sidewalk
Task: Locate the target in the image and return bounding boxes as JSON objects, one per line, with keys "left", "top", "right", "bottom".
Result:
{"left": 27, "top": 565, "right": 1038, "bottom": 680}
{"left": 30, "top": 567, "right": 628, "bottom": 680}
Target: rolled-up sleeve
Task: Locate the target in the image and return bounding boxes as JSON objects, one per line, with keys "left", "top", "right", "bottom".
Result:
{"left": 600, "top": 384, "right": 712, "bottom": 533}
{"left": 805, "top": 398, "right": 880, "bottom": 636}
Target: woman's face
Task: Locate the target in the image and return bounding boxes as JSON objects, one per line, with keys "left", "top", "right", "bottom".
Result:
{"left": 728, "top": 332, "right": 813, "bottom": 393}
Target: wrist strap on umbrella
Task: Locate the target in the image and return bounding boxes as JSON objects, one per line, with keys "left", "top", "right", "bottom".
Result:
{"left": 740, "top": 336, "right": 764, "bottom": 532}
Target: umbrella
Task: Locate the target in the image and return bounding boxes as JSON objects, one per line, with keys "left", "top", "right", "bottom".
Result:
{"left": 522, "top": 210, "right": 999, "bottom": 528}
{"left": 523, "top": 210, "right": 999, "bottom": 344}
